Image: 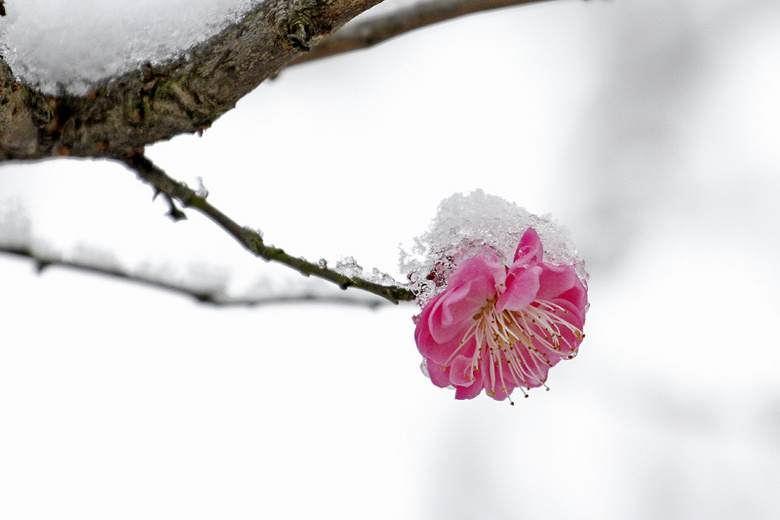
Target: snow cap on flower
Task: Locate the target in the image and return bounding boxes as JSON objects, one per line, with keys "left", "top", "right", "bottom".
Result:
{"left": 401, "top": 190, "right": 589, "bottom": 402}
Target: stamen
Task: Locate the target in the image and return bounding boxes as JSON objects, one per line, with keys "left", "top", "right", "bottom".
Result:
{"left": 457, "top": 296, "right": 584, "bottom": 400}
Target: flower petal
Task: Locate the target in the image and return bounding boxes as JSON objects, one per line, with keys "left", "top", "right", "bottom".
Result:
{"left": 425, "top": 279, "right": 493, "bottom": 345}
{"left": 513, "top": 228, "right": 543, "bottom": 265}
{"left": 447, "top": 253, "right": 505, "bottom": 288}
{"left": 427, "top": 282, "right": 474, "bottom": 343}
{"left": 497, "top": 265, "right": 542, "bottom": 313}
{"left": 426, "top": 359, "right": 453, "bottom": 388}
{"left": 417, "top": 310, "right": 479, "bottom": 366}
{"left": 557, "top": 277, "right": 588, "bottom": 311}
{"left": 454, "top": 377, "right": 483, "bottom": 400}
{"left": 450, "top": 354, "right": 477, "bottom": 386}
{"left": 535, "top": 262, "right": 577, "bottom": 301}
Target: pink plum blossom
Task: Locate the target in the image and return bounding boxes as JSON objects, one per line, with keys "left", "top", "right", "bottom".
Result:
{"left": 414, "top": 228, "right": 587, "bottom": 402}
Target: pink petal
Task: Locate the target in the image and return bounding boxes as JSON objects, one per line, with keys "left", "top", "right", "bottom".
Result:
{"left": 535, "top": 263, "right": 577, "bottom": 301}
{"left": 415, "top": 298, "right": 459, "bottom": 365}
{"left": 513, "top": 228, "right": 543, "bottom": 265}
{"left": 454, "top": 377, "right": 483, "bottom": 400}
{"left": 447, "top": 253, "right": 505, "bottom": 288}
{"left": 414, "top": 294, "right": 439, "bottom": 343}
{"left": 548, "top": 297, "right": 586, "bottom": 337}
{"left": 438, "top": 278, "right": 494, "bottom": 330}
{"left": 416, "top": 316, "right": 478, "bottom": 367}
{"left": 426, "top": 278, "right": 494, "bottom": 345}
{"left": 449, "top": 355, "right": 477, "bottom": 386}
{"left": 497, "top": 265, "right": 542, "bottom": 313}
{"left": 426, "top": 360, "right": 453, "bottom": 388}
{"left": 427, "top": 282, "right": 474, "bottom": 343}
{"left": 557, "top": 277, "right": 588, "bottom": 311}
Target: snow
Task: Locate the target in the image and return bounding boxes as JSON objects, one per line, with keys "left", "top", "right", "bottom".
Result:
{"left": 334, "top": 255, "right": 400, "bottom": 286}
{"left": 0, "top": 0, "right": 257, "bottom": 95}
{"left": 0, "top": 199, "right": 30, "bottom": 249}
{"left": 400, "top": 189, "right": 586, "bottom": 304}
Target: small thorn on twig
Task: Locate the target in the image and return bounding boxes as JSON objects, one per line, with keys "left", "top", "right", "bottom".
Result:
{"left": 164, "top": 195, "right": 187, "bottom": 221}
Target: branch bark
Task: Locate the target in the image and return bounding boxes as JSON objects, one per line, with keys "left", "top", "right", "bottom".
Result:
{"left": 0, "top": 0, "right": 555, "bottom": 161}
{"left": 0, "top": 0, "right": 385, "bottom": 160}
{"left": 293, "top": 0, "right": 555, "bottom": 65}
{"left": 118, "top": 153, "right": 415, "bottom": 304}
{"left": 0, "top": 245, "right": 393, "bottom": 308}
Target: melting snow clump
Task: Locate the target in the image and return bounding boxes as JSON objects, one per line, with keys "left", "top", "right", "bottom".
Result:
{"left": 0, "top": 0, "right": 258, "bottom": 95}
{"left": 334, "top": 256, "right": 400, "bottom": 286}
{"left": 400, "top": 190, "right": 588, "bottom": 305}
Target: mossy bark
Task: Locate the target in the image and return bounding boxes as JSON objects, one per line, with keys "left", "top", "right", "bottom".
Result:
{"left": 0, "top": 0, "right": 383, "bottom": 161}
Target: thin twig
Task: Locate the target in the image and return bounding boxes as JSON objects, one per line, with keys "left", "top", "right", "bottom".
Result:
{"left": 0, "top": 245, "right": 394, "bottom": 309}
{"left": 292, "top": 0, "right": 554, "bottom": 65}
{"left": 117, "top": 153, "right": 416, "bottom": 304}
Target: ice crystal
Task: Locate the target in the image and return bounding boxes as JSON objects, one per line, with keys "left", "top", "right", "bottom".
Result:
{"left": 400, "top": 190, "right": 587, "bottom": 306}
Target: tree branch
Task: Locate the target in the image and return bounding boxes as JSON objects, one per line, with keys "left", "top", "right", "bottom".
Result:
{"left": 0, "top": 0, "right": 561, "bottom": 161}
{"left": 1, "top": 0, "right": 385, "bottom": 160}
{"left": 0, "top": 245, "right": 393, "bottom": 308}
{"left": 117, "top": 152, "right": 416, "bottom": 304}
{"left": 294, "top": 0, "right": 555, "bottom": 65}
{"left": 0, "top": 0, "right": 559, "bottom": 302}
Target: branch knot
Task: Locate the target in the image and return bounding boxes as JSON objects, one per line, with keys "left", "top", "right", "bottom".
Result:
{"left": 286, "top": 12, "right": 315, "bottom": 52}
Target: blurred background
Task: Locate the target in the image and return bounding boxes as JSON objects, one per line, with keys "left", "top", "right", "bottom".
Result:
{"left": 2, "top": 0, "right": 780, "bottom": 518}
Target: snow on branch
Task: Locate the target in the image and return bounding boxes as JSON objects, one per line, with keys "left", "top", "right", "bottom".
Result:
{"left": 0, "top": 0, "right": 386, "bottom": 160}
{"left": 0, "top": 0, "right": 558, "bottom": 162}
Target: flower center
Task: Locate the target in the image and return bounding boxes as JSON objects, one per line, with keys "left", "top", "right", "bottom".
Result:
{"left": 447, "top": 298, "right": 585, "bottom": 399}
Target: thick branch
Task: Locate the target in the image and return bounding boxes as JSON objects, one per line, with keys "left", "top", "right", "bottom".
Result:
{"left": 0, "top": 245, "right": 391, "bottom": 308}
{"left": 1, "top": 0, "right": 561, "bottom": 161}
{"left": 295, "top": 0, "right": 554, "bottom": 65}
{"left": 0, "top": 0, "right": 384, "bottom": 160}
{"left": 118, "top": 153, "right": 416, "bottom": 304}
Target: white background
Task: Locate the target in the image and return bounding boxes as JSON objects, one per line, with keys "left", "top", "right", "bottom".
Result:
{"left": 2, "top": 0, "right": 780, "bottom": 518}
